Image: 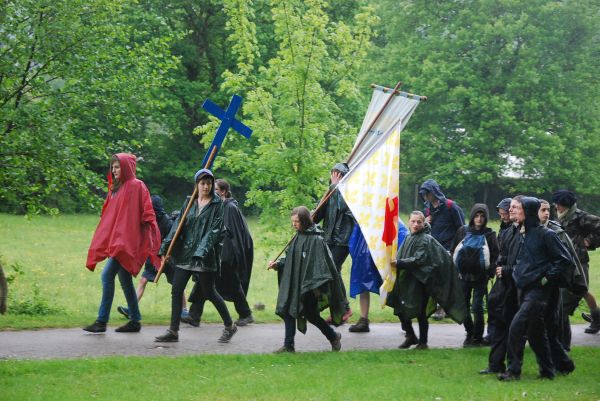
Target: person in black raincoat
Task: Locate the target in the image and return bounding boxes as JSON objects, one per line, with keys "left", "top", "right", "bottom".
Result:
{"left": 539, "top": 199, "right": 586, "bottom": 354}
{"left": 183, "top": 179, "right": 254, "bottom": 327}
{"left": 451, "top": 203, "right": 499, "bottom": 347}
{"left": 269, "top": 206, "right": 345, "bottom": 353}
{"left": 552, "top": 189, "right": 600, "bottom": 334}
{"left": 498, "top": 196, "right": 573, "bottom": 381}
{"left": 155, "top": 169, "right": 237, "bottom": 344}
{"left": 313, "top": 162, "right": 354, "bottom": 321}
{"left": 386, "top": 211, "right": 467, "bottom": 350}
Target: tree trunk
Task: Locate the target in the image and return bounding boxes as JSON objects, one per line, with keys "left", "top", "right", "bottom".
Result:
{"left": 0, "top": 262, "right": 7, "bottom": 314}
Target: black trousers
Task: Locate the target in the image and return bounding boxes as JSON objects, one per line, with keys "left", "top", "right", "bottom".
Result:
{"left": 189, "top": 266, "right": 252, "bottom": 321}
{"left": 283, "top": 291, "right": 336, "bottom": 347}
{"left": 170, "top": 268, "right": 232, "bottom": 331}
{"left": 507, "top": 286, "right": 554, "bottom": 376}
{"left": 328, "top": 244, "right": 350, "bottom": 310}
{"left": 545, "top": 286, "right": 574, "bottom": 372}
{"left": 399, "top": 287, "right": 429, "bottom": 344}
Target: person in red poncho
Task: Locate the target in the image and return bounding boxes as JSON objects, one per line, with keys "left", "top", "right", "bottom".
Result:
{"left": 83, "top": 153, "right": 161, "bottom": 333}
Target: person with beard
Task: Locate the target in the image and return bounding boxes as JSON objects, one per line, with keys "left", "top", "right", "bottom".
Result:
{"left": 498, "top": 197, "right": 572, "bottom": 381}
{"left": 451, "top": 204, "right": 499, "bottom": 347}
{"left": 84, "top": 153, "right": 161, "bottom": 334}
{"left": 183, "top": 179, "right": 255, "bottom": 327}
{"left": 269, "top": 206, "right": 345, "bottom": 353}
{"left": 552, "top": 189, "right": 600, "bottom": 334}
{"left": 155, "top": 169, "right": 237, "bottom": 344}
{"left": 387, "top": 211, "right": 467, "bottom": 350}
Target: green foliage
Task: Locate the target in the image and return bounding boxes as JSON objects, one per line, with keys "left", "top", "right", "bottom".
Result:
{"left": 198, "top": 0, "right": 378, "bottom": 225}
{"left": 0, "top": 0, "right": 179, "bottom": 214}
{"left": 373, "top": 0, "right": 600, "bottom": 205}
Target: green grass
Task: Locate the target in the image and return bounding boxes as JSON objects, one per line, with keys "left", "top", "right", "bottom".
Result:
{"left": 1, "top": 347, "right": 599, "bottom": 401}
{"left": 0, "top": 213, "right": 598, "bottom": 329}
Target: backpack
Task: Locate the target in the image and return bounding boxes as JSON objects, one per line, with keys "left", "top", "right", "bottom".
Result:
{"left": 453, "top": 226, "right": 490, "bottom": 278}
{"left": 425, "top": 199, "right": 454, "bottom": 218}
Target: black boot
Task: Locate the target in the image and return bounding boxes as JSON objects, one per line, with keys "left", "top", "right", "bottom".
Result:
{"left": 398, "top": 334, "right": 418, "bottom": 349}
{"left": 83, "top": 321, "right": 107, "bottom": 333}
{"left": 115, "top": 320, "right": 141, "bottom": 332}
{"left": 584, "top": 309, "right": 600, "bottom": 334}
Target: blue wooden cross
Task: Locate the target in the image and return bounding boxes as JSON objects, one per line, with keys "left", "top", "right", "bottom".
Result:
{"left": 201, "top": 94, "right": 253, "bottom": 169}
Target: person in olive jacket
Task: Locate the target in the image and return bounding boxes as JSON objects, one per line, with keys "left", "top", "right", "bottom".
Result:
{"left": 313, "top": 162, "right": 355, "bottom": 321}
{"left": 155, "top": 169, "right": 237, "bottom": 344}
{"left": 269, "top": 206, "right": 345, "bottom": 353}
{"left": 387, "top": 211, "right": 467, "bottom": 350}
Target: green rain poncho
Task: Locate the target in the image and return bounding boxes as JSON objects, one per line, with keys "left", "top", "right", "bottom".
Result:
{"left": 386, "top": 226, "right": 467, "bottom": 323}
{"left": 275, "top": 225, "right": 346, "bottom": 333}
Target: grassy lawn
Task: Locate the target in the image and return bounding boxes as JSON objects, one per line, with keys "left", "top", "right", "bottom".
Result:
{"left": 0, "top": 213, "right": 598, "bottom": 329}
{"left": 1, "top": 347, "right": 599, "bottom": 401}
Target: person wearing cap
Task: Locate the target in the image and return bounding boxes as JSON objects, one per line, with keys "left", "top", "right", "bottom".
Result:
{"left": 498, "top": 196, "right": 572, "bottom": 381}
{"left": 552, "top": 189, "right": 600, "bottom": 334}
{"left": 313, "top": 162, "right": 354, "bottom": 322}
{"left": 496, "top": 198, "right": 513, "bottom": 245}
{"left": 155, "top": 169, "right": 237, "bottom": 344}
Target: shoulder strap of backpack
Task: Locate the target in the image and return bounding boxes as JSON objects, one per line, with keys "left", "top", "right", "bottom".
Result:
{"left": 446, "top": 199, "right": 454, "bottom": 208}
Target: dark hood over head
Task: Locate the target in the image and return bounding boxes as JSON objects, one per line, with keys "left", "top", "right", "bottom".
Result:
{"left": 469, "top": 203, "right": 489, "bottom": 228}
{"left": 151, "top": 195, "right": 166, "bottom": 218}
{"left": 419, "top": 179, "right": 447, "bottom": 203}
{"left": 521, "top": 196, "right": 541, "bottom": 230}
{"left": 113, "top": 153, "right": 137, "bottom": 183}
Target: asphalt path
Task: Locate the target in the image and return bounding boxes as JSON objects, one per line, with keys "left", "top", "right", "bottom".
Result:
{"left": 1, "top": 323, "right": 597, "bottom": 360}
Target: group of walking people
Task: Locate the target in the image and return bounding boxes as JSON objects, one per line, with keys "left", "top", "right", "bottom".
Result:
{"left": 82, "top": 154, "right": 598, "bottom": 380}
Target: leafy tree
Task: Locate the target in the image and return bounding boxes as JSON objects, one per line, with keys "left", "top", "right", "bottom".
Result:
{"left": 0, "top": 0, "right": 178, "bottom": 213}
{"left": 373, "top": 0, "right": 600, "bottom": 206}
{"left": 196, "top": 0, "right": 378, "bottom": 225}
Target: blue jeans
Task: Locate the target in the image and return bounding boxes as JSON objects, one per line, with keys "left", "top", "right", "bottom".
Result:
{"left": 97, "top": 258, "right": 141, "bottom": 323}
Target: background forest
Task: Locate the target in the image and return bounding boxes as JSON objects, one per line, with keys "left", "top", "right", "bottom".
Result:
{"left": 2, "top": 0, "right": 599, "bottom": 220}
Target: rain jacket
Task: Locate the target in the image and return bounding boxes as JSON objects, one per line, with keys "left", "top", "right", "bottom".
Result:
{"left": 216, "top": 198, "right": 254, "bottom": 299}
{"left": 275, "top": 224, "right": 346, "bottom": 334}
{"left": 419, "top": 179, "right": 465, "bottom": 250}
{"left": 86, "top": 153, "right": 161, "bottom": 276}
{"left": 451, "top": 203, "right": 500, "bottom": 281}
{"left": 386, "top": 224, "right": 467, "bottom": 323}
{"left": 160, "top": 193, "right": 224, "bottom": 273}
{"left": 313, "top": 184, "right": 355, "bottom": 247}
{"left": 512, "top": 197, "right": 573, "bottom": 290}
{"left": 557, "top": 204, "right": 600, "bottom": 264}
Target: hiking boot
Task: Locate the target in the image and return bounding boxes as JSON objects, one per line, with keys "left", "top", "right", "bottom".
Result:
{"left": 117, "top": 306, "right": 130, "bottom": 319}
{"left": 115, "top": 320, "right": 141, "bottom": 333}
{"left": 584, "top": 310, "right": 600, "bottom": 334}
{"left": 330, "top": 332, "right": 342, "bottom": 351}
{"left": 581, "top": 312, "right": 592, "bottom": 323}
{"left": 155, "top": 329, "right": 178, "bottom": 342}
{"left": 181, "top": 315, "right": 200, "bottom": 327}
{"left": 274, "top": 345, "right": 295, "bottom": 353}
{"left": 538, "top": 371, "right": 555, "bottom": 380}
{"left": 557, "top": 360, "right": 575, "bottom": 375}
{"left": 218, "top": 324, "right": 238, "bottom": 343}
{"left": 342, "top": 308, "right": 353, "bottom": 323}
{"left": 398, "top": 334, "right": 418, "bottom": 349}
{"left": 349, "top": 317, "right": 370, "bottom": 333}
{"left": 415, "top": 342, "right": 428, "bottom": 350}
{"left": 83, "top": 321, "right": 106, "bottom": 333}
{"left": 235, "top": 315, "right": 255, "bottom": 326}
{"left": 498, "top": 371, "right": 520, "bottom": 381}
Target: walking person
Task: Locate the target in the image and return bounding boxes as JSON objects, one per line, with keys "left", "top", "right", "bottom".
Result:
{"left": 84, "top": 153, "right": 161, "bottom": 333}
{"left": 155, "top": 169, "right": 237, "bottom": 343}
{"left": 183, "top": 179, "right": 254, "bottom": 327}
{"left": 269, "top": 206, "right": 345, "bottom": 353}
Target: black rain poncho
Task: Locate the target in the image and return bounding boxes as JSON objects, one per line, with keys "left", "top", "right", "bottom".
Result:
{"left": 386, "top": 226, "right": 467, "bottom": 323}
{"left": 275, "top": 225, "right": 346, "bottom": 333}
{"left": 216, "top": 198, "right": 254, "bottom": 299}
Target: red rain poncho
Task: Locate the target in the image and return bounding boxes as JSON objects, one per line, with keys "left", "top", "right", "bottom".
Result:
{"left": 86, "top": 153, "right": 161, "bottom": 276}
